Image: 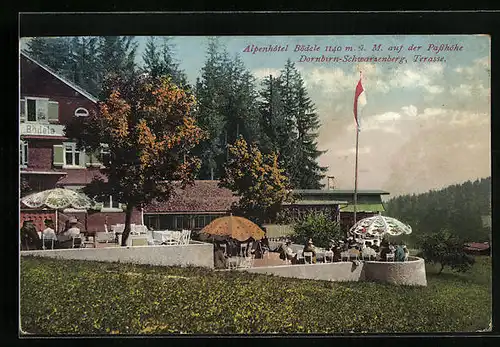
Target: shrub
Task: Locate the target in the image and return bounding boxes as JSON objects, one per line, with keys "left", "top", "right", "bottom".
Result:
{"left": 417, "top": 229, "right": 475, "bottom": 274}
{"left": 290, "top": 211, "right": 343, "bottom": 248}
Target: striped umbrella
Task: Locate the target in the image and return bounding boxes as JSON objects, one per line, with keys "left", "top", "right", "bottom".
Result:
{"left": 349, "top": 215, "right": 412, "bottom": 237}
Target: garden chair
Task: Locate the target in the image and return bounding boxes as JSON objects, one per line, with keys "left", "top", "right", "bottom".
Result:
{"left": 340, "top": 251, "right": 349, "bottom": 261}
{"left": 303, "top": 251, "right": 313, "bottom": 264}
{"left": 296, "top": 250, "right": 304, "bottom": 263}
{"left": 96, "top": 231, "right": 112, "bottom": 243}
{"left": 386, "top": 253, "right": 395, "bottom": 262}
{"left": 324, "top": 250, "right": 334, "bottom": 263}
{"left": 227, "top": 257, "right": 238, "bottom": 270}
{"left": 72, "top": 237, "right": 83, "bottom": 248}
{"left": 42, "top": 235, "right": 54, "bottom": 250}
{"left": 165, "top": 231, "right": 181, "bottom": 245}
{"left": 238, "top": 255, "right": 254, "bottom": 269}
{"left": 240, "top": 243, "right": 248, "bottom": 257}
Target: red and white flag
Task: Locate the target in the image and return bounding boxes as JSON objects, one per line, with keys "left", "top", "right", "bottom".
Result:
{"left": 353, "top": 77, "right": 367, "bottom": 132}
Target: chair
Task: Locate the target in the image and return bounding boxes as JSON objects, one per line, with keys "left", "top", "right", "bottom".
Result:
{"left": 386, "top": 253, "right": 395, "bottom": 262}
{"left": 42, "top": 235, "right": 55, "bottom": 250}
{"left": 362, "top": 251, "right": 371, "bottom": 261}
{"left": 96, "top": 231, "right": 111, "bottom": 243}
{"left": 152, "top": 231, "right": 163, "bottom": 245}
{"left": 165, "top": 231, "right": 181, "bottom": 245}
{"left": 303, "top": 251, "right": 313, "bottom": 264}
{"left": 72, "top": 237, "right": 83, "bottom": 248}
{"left": 240, "top": 243, "right": 248, "bottom": 257}
{"left": 324, "top": 250, "right": 334, "bottom": 263}
{"left": 296, "top": 250, "right": 304, "bottom": 263}
{"left": 340, "top": 251, "right": 349, "bottom": 261}
{"left": 238, "top": 255, "right": 254, "bottom": 269}
{"left": 227, "top": 257, "right": 238, "bottom": 270}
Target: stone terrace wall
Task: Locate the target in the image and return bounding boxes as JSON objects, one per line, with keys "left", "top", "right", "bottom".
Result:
{"left": 244, "top": 261, "right": 364, "bottom": 283}
{"left": 242, "top": 256, "right": 427, "bottom": 286}
{"left": 363, "top": 256, "right": 427, "bottom": 286}
{"left": 21, "top": 241, "right": 214, "bottom": 269}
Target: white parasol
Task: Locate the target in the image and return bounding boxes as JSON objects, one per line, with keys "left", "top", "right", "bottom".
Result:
{"left": 21, "top": 188, "right": 93, "bottom": 210}
{"left": 349, "top": 215, "right": 412, "bottom": 237}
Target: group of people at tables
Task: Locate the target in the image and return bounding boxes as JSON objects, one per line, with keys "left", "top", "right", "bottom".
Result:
{"left": 280, "top": 237, "right": 409, "bottom": 264}
{"left": 213, "top": 237, "right": 271, "bottom": 269}
{"left": 20, "top": 218, "right": 86, "bottom": 250}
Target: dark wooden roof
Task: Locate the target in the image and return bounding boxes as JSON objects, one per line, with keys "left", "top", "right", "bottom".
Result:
{"left": 144, "top": 180, "right": 238, "bottom": 213}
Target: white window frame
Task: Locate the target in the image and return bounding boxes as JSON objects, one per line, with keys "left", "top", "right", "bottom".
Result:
{"left": 100, "top": 143, "right": 110, "bottom": 167}
{"left": 74, "top": 107, "right": 89, "bottom": 117}
{"left": 20, "top": 140, "right": 28, "bottom": 168}
{"left": 101, "top": 195, "right": 122, "bottom": 212}
{"left": 62, "top": 142, "right": 85, "bottom": 168}
{"left": 24, "top": 97, "right": 50, "bottom": 123}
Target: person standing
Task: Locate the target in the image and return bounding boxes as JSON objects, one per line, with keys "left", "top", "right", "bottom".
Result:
{"left": 20, "top": 220, "right": 41, "bottom": 250}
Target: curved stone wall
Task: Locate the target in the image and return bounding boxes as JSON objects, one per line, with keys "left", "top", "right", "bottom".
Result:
{"left": 242, "top": 256, "right": 427, "bottom": 286}
{"left": 363, "top": 256, "right": 427, "bottom": 286}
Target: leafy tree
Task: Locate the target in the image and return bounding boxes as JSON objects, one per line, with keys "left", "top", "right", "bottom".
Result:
{"left": 291, "top": 211, "right": 343, "bottom": 248}
{"left": 219, "top": 136, "right": 292, "bottom": 227}
{"left": 65, "top": 73, "right": 206, "bottom": 246}
{"left": 416, "top": 230, "right": 475, "bottom": 274}
{"left": 68, "top": 37, "right": 100, "bottom": 95}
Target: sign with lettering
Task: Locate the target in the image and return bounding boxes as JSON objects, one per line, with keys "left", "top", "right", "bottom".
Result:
{"left": 20, "top": 123, "right": 65, "bottom": 137}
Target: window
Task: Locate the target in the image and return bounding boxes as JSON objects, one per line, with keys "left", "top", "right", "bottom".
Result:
{"left": 64, "top": 143, "right": 83, "bottom": 167}
{"left": 25, "top": 98, "right": 48, "bottom": 123}
{"left": 102, "top": 196, "right": 120, "bottom": 209}
{"left": 74, "top": 107, "right": 89, "bottom": 117}
{"left": 100, "top": 144, "right": 111, "bottom": 166}
{"left": 20, "top": 141, "right": 28, "bottom": 167}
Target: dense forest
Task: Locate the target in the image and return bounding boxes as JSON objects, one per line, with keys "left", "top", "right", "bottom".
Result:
{"left": 23, "top": 36, "right": 327, "bottom": 189}
{"left": 384, "top": 177, "right": 491, "bottom": 244}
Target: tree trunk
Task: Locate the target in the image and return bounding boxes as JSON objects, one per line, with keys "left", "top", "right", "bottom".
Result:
{"left": 121, "top": 204, "right": 134, "bottom": 246}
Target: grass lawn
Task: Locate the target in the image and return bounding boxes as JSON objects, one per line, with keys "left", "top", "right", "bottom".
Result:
{"left": 20, "top": 255, "right": 491, "bottom": 335}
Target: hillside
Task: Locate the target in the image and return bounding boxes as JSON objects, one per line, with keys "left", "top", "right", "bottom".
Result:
{"left": 384, "top": 177, "right": 491, "bottom": 243}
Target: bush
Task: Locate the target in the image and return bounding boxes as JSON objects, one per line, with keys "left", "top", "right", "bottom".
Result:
{"left": 417, "top": 229, "right": 475, "bottom": 274}
{"left": 290, "top": 211, "right": 343, "bottom": 248}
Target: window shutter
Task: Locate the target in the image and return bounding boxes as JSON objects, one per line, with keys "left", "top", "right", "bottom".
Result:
{"left": 53, "top": 145, "right": 64, "bottom": 167}
{"left": 20, "top": 99, "right": 26, "bottom": 122}
{"left": 48, "top": 101, "right": 59, "bottom": 123}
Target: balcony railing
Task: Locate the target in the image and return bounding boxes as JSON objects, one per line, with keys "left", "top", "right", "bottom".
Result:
{"left": 20, "top": 123, "right": 65, "bottom": 137}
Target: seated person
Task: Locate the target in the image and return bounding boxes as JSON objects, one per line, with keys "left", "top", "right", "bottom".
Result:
{"left": 284, "top": 241, "right": 296, "bottom": 261}
{"left": 58, "top": 218, "right": 81, "bottom": 242}
{"left": 214, "top": 244, "right": 228, "bottom": 269}
{"left": 20, "top": 220, "right": 41, "bottom": 250}
{"left": 395, "top": 243, "right": 406, "bottom": 261}
{"left": 42, "top": 219, "right": 57, "bottom": 240}
{"left": 371, "top": 240, "right": 380, "bottom": 253}
{"left": 303, "top": 239, "right": 317, "bottom": 263}
{"left": 403, "top": 245, "right": 409, "bottom": 259}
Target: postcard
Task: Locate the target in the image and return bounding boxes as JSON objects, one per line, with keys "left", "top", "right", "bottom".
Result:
{"left": 19, "top": 34, "right": 491, "bottom": 335}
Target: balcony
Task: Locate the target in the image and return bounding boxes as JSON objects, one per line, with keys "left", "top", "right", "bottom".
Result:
{"left": 20, "top": 122, "right": 65, "bottom": 137}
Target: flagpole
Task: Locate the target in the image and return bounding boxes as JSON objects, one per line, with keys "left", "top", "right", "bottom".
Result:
{"left": 353, "top": 71, "right": 362, "bottom": 231}
{"left": 354, "top": 123, "right": 359, "bottom": 226}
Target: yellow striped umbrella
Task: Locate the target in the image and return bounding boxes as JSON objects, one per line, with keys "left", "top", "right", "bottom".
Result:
{"left": 201, "top": 215, "right": 265, "bottom": 242}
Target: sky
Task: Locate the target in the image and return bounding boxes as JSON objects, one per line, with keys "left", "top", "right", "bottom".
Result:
{"left": 21, "top": 35, "right": 491, "bottom": 197}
